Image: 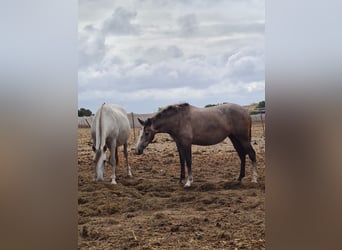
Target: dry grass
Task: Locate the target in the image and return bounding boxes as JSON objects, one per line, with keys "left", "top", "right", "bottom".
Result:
{"left": 78, "top": 122, "right": 265, "bottom": 249}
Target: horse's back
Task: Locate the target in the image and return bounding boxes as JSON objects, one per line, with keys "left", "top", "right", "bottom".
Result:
{"left": 98, "top": 103, "right": 128, "bottom": 123}
{"left": 92, "top": 104, "right": 131, "bottom": 146}
{"left": 191, "top": 103, "right": 249, "bottom": 127}
{"left": 189, "top": 103, "right": 251, "bottom": 145}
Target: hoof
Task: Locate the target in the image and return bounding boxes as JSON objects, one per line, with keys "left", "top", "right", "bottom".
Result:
{"left": 251, "top": 175, "right": 258, "bottom": 183}
{"left": 111, "top": 180, "right": 117, "bottom": 185}
{"left": 184, "top": 180, "right": 193, "bottom": 188}
{"left": 229, "top": 180, "right": 241, "bottom": 187}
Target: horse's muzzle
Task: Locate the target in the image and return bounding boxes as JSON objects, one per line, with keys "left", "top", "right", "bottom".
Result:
{"left": 135, "top": 147, "right": 143, "bottom": 155}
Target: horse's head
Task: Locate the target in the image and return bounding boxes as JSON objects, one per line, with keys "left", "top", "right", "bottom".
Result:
{"left": 135, "top": 118, "right": 156, "bottom": 155}
{"left": 92, "top": 144, "right": 107, "bottom": 181}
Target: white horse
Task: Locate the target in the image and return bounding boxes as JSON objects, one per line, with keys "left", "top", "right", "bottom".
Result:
{"left": 91, "top": 103, "right": 132, "bottom": 184}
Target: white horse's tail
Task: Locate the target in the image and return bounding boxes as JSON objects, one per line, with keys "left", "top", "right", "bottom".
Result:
{"left": 95, "top": 103, "right": 106, "bottom": 150}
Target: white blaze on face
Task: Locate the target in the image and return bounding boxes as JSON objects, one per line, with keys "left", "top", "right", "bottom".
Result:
{"left": 135, "top": 129, "right": 144, "bottom": 153}
{"left": 136, "top": 129, "right": 143, "bottom": 146}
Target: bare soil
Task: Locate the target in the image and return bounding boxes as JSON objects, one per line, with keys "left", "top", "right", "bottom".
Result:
{"left": 78, "top": 123, "right": 265, "bottom": 249}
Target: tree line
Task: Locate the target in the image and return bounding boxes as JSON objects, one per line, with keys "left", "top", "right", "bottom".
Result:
{"left": 78, "top": 108, "right": 93, "bottom": 117}
{"left": 79, "top": 100, "right": 265, "bottom": 116}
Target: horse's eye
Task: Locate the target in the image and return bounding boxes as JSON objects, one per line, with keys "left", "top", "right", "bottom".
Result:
{"left": 145, "top": 132, "right": 149, "bottom": 136}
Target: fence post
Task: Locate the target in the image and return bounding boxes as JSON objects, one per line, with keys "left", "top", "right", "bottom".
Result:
{"left": 259, "top": 109, "right": 265, "bottom": 137}
{"left": 131, "top": 112, "right": 136, "bottom": 141}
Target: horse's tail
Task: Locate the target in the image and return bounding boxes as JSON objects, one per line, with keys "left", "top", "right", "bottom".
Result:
{"left": 249, "top": 115, "right": 252, "bottom": 142}
{"left": 95, "top": 103, "right": 106, "bottom": 150}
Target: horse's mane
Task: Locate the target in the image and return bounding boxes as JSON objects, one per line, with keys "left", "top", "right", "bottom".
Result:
{"left": 153, "top": 103, "right": 190, "bottom": 120}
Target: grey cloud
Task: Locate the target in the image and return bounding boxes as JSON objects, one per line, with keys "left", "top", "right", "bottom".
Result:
{"left": 140, "top": 46, "right": 183, "bottom": 63}
{"left": 102, "top": 7, "right": 139, "bottom": 35}
{"left": 110, "top": 56, "right": 123, "bottom": 65}
{"left": 166, "top": 46, "right": 183, "bottom": 58}
{"left": 79, "top": 25, "right": 107, "bottom": 68}
{"left": 176, "top": 21, "right": 264, "bottom": 38}
{"left": 78, "top": 0, "right": 264, "bottom": 113}
{"left": 225, "top": 48, "right": 264, "bottom": 83}
{"left": 79, "top": 52, "right": 221, "bottom": 95}
{"left": 135, "top": 0, "right": 242, "bottom": 8}
{"left": 214, "top": 22, "right": 264, "bottom": 36}
{"left": 79, "top": 6, "right": 140, "bottom": 68}
{"left": 177, "top": 14, "right": 199, "bottom": 36}
{"left": 175, "top": 14, "right": 263, "bottom": 38}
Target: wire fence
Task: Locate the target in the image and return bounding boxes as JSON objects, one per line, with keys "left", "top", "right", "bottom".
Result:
{"left": 78, "top": 109, "right": 265, "bottom": 138}
{"left": 78, "top": 112, "right": 265, "bottom": 128}
{"left": 252, "top": 108, "right": 265, "bottom": 136}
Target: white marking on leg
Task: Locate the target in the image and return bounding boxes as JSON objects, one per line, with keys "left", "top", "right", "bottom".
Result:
{"left": 127, "top": 165, "right": 133, "bottom": 177}
{"left": 251, "top": 162, "right": 258, "bottom": 183}
{"left": 111, "top": 161, "right": 117, "bottom": 184}
{"left": 111, "top": 174, "right": 117, "bottom": 184}
{"left": 110, "top": 144, "right": 117, "bottom": 184}
{"left": 184, "top": 174, "right": 193, "bottom": 188}
{"left": 124, "top": 143, "right": 132, "bottom": 177}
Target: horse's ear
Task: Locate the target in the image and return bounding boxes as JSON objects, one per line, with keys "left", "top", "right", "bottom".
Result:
{"left": 146, "top": 118, "right": 152, "bottom": 126}
{"left": 92, "top": 145, "right": 96, "bottom": 152}
{"left": 138, "top": 118, "right": 145, "bottom": 126}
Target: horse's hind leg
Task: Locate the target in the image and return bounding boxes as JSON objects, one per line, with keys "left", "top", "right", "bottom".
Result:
{"left": 229, "top": 135, "right": 246, "bottom": 182}
{"left": 108, "top": 147, "right": 118, "bottom": 167}
{"left": 240, "top": 141, "right": 258, "bottom": 183}
{"left": 123, "top": 142, "right": 132, "bottom": 177}
{"left": 246, "top": 144, "right": 257, "bottom": 183}
{"left": 109, "top": 142, "right": 117, "bottom": 184}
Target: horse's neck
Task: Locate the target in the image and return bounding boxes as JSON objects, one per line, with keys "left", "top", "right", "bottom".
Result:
{"left": 153, "top": 116, "right": 173, "bottom": 134}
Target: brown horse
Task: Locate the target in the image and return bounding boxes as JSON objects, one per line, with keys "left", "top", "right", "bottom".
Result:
{"left": 135, "top": 103, "right": 257, "bottom": 187}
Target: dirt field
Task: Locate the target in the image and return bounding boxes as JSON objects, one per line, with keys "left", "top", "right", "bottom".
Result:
{"left": 78, "top": 123, "right": 265, "bottom": 249}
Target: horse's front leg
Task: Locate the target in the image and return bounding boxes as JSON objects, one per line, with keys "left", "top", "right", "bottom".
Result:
{"left": 176, "top": 143, "right": 185, "bottom": 183}
{"left": 123, "top": 142, "right": 132, "bottom": 177}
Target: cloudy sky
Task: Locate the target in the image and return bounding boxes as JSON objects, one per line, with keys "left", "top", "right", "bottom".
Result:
{"left": 78, "top": 0, "right": 264, "bottom": 113}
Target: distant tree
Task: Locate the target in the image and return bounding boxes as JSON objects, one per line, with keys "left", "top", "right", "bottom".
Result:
{"left": 250, "top": 101, "right": 265, "bottom": 115}
{"left": 205, "top": 104, "right": 217, "bottom": 108}
{"left": 257, "top": 101, "right": 265, "bottom": 108}
{"left": 78, "top": 108, "right": 92, "bottom": 117}
{"left": 205, "top": 102, "right": 228, "bottom": 108}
